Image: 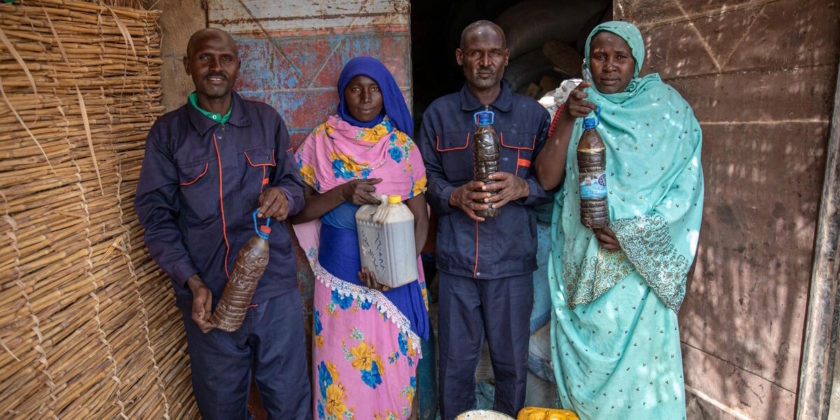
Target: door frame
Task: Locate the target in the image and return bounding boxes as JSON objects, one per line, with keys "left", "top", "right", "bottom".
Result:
{"left": 796, "top": 57, "right": 840, "bottom": 420}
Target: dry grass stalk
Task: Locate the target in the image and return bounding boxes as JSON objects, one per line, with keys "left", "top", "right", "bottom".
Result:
{"left": 1, "top": 0, "right": 198, "bottom": 418}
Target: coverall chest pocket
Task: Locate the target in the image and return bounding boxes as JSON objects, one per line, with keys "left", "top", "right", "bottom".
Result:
{"left": 435, "top": 131, "right": 473, "bottom": 183}
{"left": 243, "top": 147, "right": 276, "bottom": 196}
{"left": 177, "top": 159, "right": 219, "bottom": 224}
{"left": 499, "top": 131, "right": 536, "bottom": 177}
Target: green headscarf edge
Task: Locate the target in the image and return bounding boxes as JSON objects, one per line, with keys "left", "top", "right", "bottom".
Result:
{"left": 582, "top": 21, "right": 645, "bottom": 87}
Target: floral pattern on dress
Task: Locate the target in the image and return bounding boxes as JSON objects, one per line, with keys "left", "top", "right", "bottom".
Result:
{"left": 411, "top": 176, "right": 427, "bottom": 198}
{"left": 374, "top": 411, "right": 399, "bottom": 420}
{"left": 397, "top": 331, "right": 408, "bottom": 356}
{"left": 345, "top": 340, "right": 385, "bottom": 389}
{"left": 331, "top": 290, "right": 354, "bottom": 311}
{"left": 312, "top": 264, "right": 422, "bottom": 419}
{"left": 314, "top": 309, "right": 324, "bottom": 349}
{"left": 317, "top": 361, "right": 355, "bottom": 420}
{"left": 420, "top": 286, "right": 429, "bottom": 310}
{"left": 359, "top": 123, "right": 390, "bottom": 143}
{"left": 329, "top": 150, "right": 373, "bottom": 180}
{"left": 402, "top": 376, "right": 416, "bottom": 403}
{"left": 298, "top": 160, "right": 320, "bottom": 191}
{"left": 295, "top": 116, "right": 427, "bottom": 203}
{"left": 388, "top": 145, "right": 404, "bottom": 163}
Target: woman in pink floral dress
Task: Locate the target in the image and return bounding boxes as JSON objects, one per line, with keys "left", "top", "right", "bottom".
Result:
{"left": 292, "top": 56, "right": 429, "bottom": 420}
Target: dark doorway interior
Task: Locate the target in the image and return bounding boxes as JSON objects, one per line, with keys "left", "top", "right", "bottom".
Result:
{"left": 410, "top": 0, "right": 611, "bottom": 122}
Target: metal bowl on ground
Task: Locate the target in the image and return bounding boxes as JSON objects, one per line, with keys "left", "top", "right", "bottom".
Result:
{"left": 455, "top": 409, "right": 515, "bottom": 420}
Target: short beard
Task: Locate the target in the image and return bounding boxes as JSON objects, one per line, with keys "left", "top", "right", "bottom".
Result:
{"left": 470, "top": 76, "right": 498, "bottom": 89}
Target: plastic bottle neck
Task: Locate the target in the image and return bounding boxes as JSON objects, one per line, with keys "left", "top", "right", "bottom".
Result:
{"left": 474, "top": 109, "right": 494, "bottom": 127}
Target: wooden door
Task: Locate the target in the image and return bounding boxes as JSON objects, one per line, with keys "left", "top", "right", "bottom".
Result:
{"left": 615, "top": 1, "right": 840, "bottom": 418}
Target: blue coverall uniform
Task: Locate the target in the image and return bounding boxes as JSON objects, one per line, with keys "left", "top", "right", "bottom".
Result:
{"left": 417, "top": 81, "right": 551, "bottom": 419}
{"left": 135, "top": 92, "right": 311, "bottom": 419}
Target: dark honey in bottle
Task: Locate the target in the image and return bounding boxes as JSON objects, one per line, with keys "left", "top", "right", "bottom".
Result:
{"left": 473, "top": 109, "right": 500, "bottom": 218}
{"left": 211, "top": 211, "right": 271, "bottom": 332}
{"left": 577, "top": 114, "right": 608, "bottom": 229}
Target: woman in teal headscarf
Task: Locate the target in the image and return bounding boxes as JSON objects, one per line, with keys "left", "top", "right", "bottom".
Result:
{"left": 534, "top": 21, "right": 703, "bottom": 418}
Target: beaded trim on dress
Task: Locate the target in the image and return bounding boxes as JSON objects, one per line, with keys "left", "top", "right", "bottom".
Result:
{"left": 314, "top": 262, "right": 422, "bottom": 355}
{"left": 611, "top": 215, "right": 690, "bottom": 312}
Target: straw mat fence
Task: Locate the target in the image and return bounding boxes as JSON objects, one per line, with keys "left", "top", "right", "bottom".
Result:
{"left": 0, "top": 0, "right": 197, "bottom": 417}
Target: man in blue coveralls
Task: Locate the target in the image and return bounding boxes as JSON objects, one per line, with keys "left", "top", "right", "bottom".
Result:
{"left": 135, "top": 28, "right": 311, "bottom": 419}
{"left": 417, "top": 20, "right": 551, "bottom": 419}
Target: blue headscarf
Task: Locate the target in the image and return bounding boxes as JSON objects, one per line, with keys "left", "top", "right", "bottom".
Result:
{"left": 336, "top": 56, "right": 414, "bottom": 137}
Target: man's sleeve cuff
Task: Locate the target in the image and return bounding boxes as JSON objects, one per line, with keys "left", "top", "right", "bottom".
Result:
{"left": 172, "top": 262, "right": 198, "bottom": 288}
{"left": 437, "top": 185, "right": 456, "bottom": 213}
{"left": 523, "top": 177, "right": 542, "bottom": 206}
{"left": 279, "top": 186, "right": 302, "bottom": 216}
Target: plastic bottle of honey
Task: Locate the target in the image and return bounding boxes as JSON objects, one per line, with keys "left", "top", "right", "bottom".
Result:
{"left": 211, "top": 210, "right": 271, "bottom": 332}
{"left": 473, "top": 109, "right": 500, "bottom": 218}
{"left": 577, "top": 111, "right": 608, "bottom": 229}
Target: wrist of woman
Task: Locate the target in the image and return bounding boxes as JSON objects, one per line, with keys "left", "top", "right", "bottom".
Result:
{"left": 548, "top": 103, "right": 569, "bottom": 137}
{"left": 335, "top": 183, "right": 351, "bottom": 203}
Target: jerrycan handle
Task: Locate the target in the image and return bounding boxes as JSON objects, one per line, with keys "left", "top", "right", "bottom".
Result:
{"left": 372, "top": 194, "right": 390, "bottom": 224}
{"left": 252, "top": 209, "right": 272, "bottom": 240}
{"left": 474, "top": 110, "right": 495, "bottom": 126}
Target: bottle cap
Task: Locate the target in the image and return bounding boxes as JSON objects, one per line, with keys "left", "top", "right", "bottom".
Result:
{"left": 583, "top": 105, "right": 601, "bottom": 130}
{"left": 252, "top": 209, "right": 272, "bottom": 239}
{"left": 474, "top": 110, "right": 494, "bottom": 126}
{"left": 387, "top": 194, "right": 402, "bottom": 204}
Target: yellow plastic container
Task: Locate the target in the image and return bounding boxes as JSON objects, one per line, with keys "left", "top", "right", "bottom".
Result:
{"left": 516, "top": 406, "right": 579, "bottom": 420}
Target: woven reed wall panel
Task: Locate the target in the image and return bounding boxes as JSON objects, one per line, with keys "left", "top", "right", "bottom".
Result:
{"left": 0, "top": 1, "right": 197, "bottom": 417}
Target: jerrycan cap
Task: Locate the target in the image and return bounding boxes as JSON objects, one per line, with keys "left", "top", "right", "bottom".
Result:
{"left": 387, "top": 195, "right": 402, "bottom": 204}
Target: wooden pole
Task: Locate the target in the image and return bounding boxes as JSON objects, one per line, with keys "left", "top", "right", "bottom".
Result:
{"left": 796, "top": 49, "right": 840, "bottom": 420}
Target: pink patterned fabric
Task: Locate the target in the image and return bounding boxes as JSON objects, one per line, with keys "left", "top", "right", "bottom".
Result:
{"left": 294, "top": 115, "right": 429, "bottom": 420}
{"left": 295, "top": 115, "right": 426, "bottom": 200}
{"left": 312, "top": 262, "right": 424, "bottom": 420}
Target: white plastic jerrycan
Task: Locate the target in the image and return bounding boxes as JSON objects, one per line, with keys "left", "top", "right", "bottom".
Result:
{"left": 355, "top": 194, "right": 418, "bottom": 288}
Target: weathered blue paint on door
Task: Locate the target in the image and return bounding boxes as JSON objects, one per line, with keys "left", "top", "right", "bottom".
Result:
{"left": 208, "top": 0, "right": 412, "bottom": 149}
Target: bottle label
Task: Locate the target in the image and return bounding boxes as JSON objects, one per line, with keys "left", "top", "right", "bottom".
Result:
{"left": 580, "top": 172, "right": 607, "bottom": 199}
